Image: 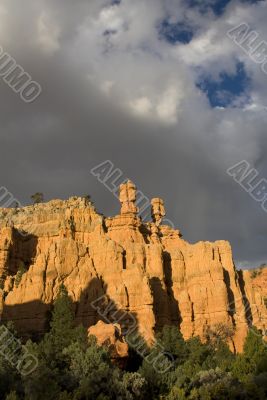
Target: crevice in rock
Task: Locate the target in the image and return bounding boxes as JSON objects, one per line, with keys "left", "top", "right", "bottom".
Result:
{"left": 223, "top": 267, "right": 236, "bottom": 326}
{"left": 160, "top": 251, "right": 182, "bottom": 328}
{"left": 124, "top": 285, "right": 130, "bottom": 309}
{"left": 238, "top": 270, "right": 253, "bottom": 326}
{"left": 122, "top": 250, "right": 126, "bottom": 270}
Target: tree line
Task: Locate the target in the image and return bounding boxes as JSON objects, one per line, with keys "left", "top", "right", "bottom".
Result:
{"left": 1, "top": 285, "right": 267, "bottom": 400}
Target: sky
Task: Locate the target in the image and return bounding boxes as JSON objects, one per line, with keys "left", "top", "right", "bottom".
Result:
{"left": 0, "top": 0, "right": 267, "bottom": 268}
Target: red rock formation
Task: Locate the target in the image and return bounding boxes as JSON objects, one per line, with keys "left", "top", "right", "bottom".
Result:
{"left": 0, "top": 184, "right": 266, "bottom": 352}
{"left": 151, "top": 198, "right": 165, "bottom": 226}
{"left": 88, "top": 320, "right": 128, "bottom": 366}
{"left": 119, "top": 180, "right": 139, "bottom": 215}
{"left": 241, "top": 268, "right": 267, "bottom": 342}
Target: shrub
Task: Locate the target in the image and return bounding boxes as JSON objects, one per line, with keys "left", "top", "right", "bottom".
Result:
{"left": 14, "top": 262, "right": 26, "bottom": 287}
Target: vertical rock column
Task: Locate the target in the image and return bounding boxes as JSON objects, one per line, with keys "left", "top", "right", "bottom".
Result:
{"left": 119, "top": 180, "right": 139, "bottom": 215}
{"left": 105, "top": 181, "right": 156, "bottom": 342}
{"left": 0, "top": 227, "right": 14, "bottom": 286}
{"left": 146, "top": 198, "right": 173, "bottom": 330}
{"left": 0, "top": 226, "right": 15, "bottom": 318}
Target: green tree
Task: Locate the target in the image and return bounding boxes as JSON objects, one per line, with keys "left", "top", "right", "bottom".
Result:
{"left": 121, "top": 372, "right": 147, "bottom": 399}
{"left": 14, "top": 261, "right": 26, "bottom": 288}
{"left": 204, "top": 323, "right": 234, "bottom": 350}
{"left": 186, "top": 337, "right": 212, "bottom": 366}
{"left": 138, "top": 345, "right": 172, "bottom": 397}
{"left": 83, "top": 195, "right": 91, "bottom": 203}
{"left": 64, "top": 337, "right": 143, "bottom": 399}
{"left": 243, "top": 327, "right": 267, "bottom": 375}
{"left": 211, "top": 341, "right": 234, "bottom": 372}
{"left": 0, "top": 324, "right": 22, "bottom": 400}
{"left": 232, "top": 327, "right": 267, "bottom": 380}
{"left": 44, "top": 284, "right": 85, "bottom": 353}
{"left": 30, "top": 193, "right": 44, "bottom": 204}
{"left": 24, "top": 285, "right": 87, "bottom": 398}
{"left": 23, "top": 364, "right": 62, "bottom": 400}
{"left": 5, "top": 392, "right": 19, "bottom": 400}
{"left": 40, "top": 284, "right": 87, "bottom": 375}
{"left": 164, "top": 386, "right": 187, "bottom": 400}
{"left": 156, "top": 326, "right": 188, "bottom": 365}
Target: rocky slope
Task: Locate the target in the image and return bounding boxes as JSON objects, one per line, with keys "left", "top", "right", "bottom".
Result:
{"left": 0, "top": 181, "right": 266, "bottom": 352}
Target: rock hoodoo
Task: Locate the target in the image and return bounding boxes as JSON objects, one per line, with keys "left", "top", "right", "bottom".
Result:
{"left": 119, "top": 180, "right": 138, "bottom": 215}
{"left": 151, "top": 198, "right": 165, "bottom": 226}
{"left": 0, "top": 183, "right": 266, "bottom": 353}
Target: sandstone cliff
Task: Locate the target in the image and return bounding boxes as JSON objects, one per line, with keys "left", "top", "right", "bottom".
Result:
{"left": 0, "top": 182, "right": 266, "bottom": 352}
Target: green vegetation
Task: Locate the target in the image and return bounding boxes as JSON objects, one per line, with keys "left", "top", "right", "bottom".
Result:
{"left": 0, "top": 277, "right": 5, "bottom": 290}
{"left": 251, "top": 263, "right": 266, "bottom": 279}
{"left": 68, "top": 216, "right": 75, "bottom": 237}
{"left": 83, "top": 195, "right": 91, "bottom": 203}
{"left": 251, "top": 270, "right": 261, "bottom": 279}
{"left": 30, "top": 193, "right": 44, "bottom": 204}
{"left": 0, "top": 287, "right": 267, "bottom": 399}
{"left": 14, "top": 262, "right": 27, "bottom": 288}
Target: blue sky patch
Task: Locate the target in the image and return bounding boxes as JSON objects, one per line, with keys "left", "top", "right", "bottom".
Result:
{"left": 197, "top": 63, "right": 251, "bottom": 108}
{"left": 159, "top": 20, "right": 194, "bottom": 44}
{"left": 185, "top": 0, "right": 231, "bottom": 16}
{"left": 185, "top": 0, "right": 262, "bottom": 16}
{"left": 240, "top": 0, "right": 263, "bottom": 3}
{"left": 103, "top": 29, "right": 117, "bottom": 36}
{"left": 210, "top": 0, "right": 231, "bottom": 15}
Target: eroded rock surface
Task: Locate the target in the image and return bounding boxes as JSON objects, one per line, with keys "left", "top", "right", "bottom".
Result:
{"left": 88, "top": 320, "right": 129, "bottom": 366}
{"left": 0, "top": 183, "right": 266, "bottom": 352}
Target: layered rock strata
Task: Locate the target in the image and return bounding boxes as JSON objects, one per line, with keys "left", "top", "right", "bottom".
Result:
{"left": 0, "top": 182, "right": 266, "bottom": 352}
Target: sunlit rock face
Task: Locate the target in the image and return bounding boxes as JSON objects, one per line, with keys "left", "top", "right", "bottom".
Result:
{"left": 88, "top": 320, "right": 129, "bottom": 367}
{"left": 0, "top": 182, "right": 266, "bottom": 352}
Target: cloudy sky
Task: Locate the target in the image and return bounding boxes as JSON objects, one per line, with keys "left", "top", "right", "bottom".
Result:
{"left": 0, "top": 0, "right": 267, "bottom": 268}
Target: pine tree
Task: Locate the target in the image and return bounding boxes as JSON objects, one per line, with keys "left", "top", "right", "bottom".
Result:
{"left": 5, "top": 391, "right": 19, "bottom": 400}
{"left": 49, "top": 284, "right": 74, "bottom": 345}
{"left": 30, "top": 192, "right": 44, "bottom": 204}
{"left": 40, "top": 284, "right": 77, "bottom": 370}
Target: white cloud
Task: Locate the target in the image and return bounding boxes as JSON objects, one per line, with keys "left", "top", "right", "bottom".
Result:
{"left": 156, "top": 86, "right": 181, "bottom": 123}
{"left": 72, "top": 0, "right": 267, "bottom": 121}
{"left": 98, "top": 4, "right": 124, "bottom": 33}
{"left": 0, "top": 3, "right": 7, "bottom": 37}
{"left": 37, "top": 11, "right": 61, "bottom": 55}
{"left": 130, "top": 96, "right": 153, "bottom": 116}
{"left": 101, "top": 80, "right": 115, "bottom": 95}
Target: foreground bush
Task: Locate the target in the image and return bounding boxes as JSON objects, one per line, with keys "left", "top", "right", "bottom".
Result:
{"left": 0, "top": 288, "right": 266, "bottom": 399}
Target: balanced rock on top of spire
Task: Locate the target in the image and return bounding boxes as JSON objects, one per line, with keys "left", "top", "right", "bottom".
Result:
{"left": 151, "top": 198, "right": 166, "bottom": 227}
{"left": 119, "top": 180, "right": 139, "bottom": 215}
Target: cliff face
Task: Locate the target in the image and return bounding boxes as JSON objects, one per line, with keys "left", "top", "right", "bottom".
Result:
{"left": 241, "top": 268, "right": 267, "bottom": 338}
{"left": 0, "top": 182, "right": 266, "bottom": 352}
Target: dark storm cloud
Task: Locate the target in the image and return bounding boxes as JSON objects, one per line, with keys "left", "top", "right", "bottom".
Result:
{"left": 0, "top": 0, "right": 267, "bottom": 268}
